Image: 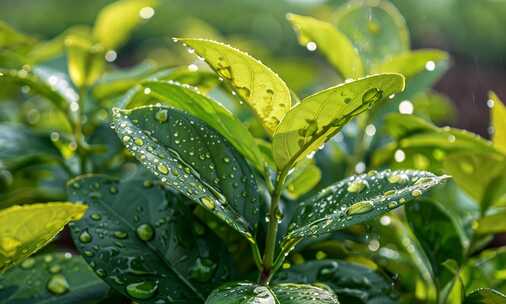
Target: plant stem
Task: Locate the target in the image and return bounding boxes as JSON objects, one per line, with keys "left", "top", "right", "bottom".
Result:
{"left": 261, "top": 168, "right": 289, "bottom": 285}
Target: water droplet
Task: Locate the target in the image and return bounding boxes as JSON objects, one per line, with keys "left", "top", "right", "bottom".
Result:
{"left": 306, "top": 41, "right": 317, "bottom": 51}
{"left": 411, "top": 189, "right": 422, "bottom": 197}
{"left": 134, "top": 138, "right": 144, "bottom": 146}
{"left": 347, "top": 180, "right": 367, "bottom": 193}
{"left": 49, "top": 264, "right": 62, "bottom": 273}
{"left": 368, "top": 20, "right": 381, "bottom": 33}
{"left": 200, "top": 196, "right": 215, "bottom": 210}
{"left": 155, "top": 109, "right": 168, "bottom": 123}
{"left": 136, "top": 224, "right": 154, "bottom": 241}
{"left": 90, "top": 213, "right": 102, "bottom": 221}
{"left": 47, "top": 274, "right": 69, "bottom": 295}
{"left": 79, "top": 230, "right": 92, "bottom": 243}
{"left": 21, "top": 258, "right": 35, "bottom": 269}
{"left": 346, "top": 200, "right": 374, "bottom": 215}
{"left": 157, "top": 164, "right": 169, "bottom": 175}
{"left": 126, "top": 281, "right": 158, "bottom": 300}
{"left": 388, "top": 174, "right": 409, "bottom": 184}
{"left": 114, "top": 231, "right": 128, "bottom": 239}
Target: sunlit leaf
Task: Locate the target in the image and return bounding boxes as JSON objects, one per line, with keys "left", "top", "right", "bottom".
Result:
{"left": 206, "top": 282, "right": 339, "bottom": 304}
{"left": 93, "top": 0, "right": 157, "bottom": 50}
{"left": 284, "top": 170, "right": 448, "bottom": 246}
{"left": 335, "top": 0, "right": 409, "bottom": 68}
{"left": 287, "top": 13, "right": 363, "bottom": 79}
{"left": 0, "top": 203, "right": 87, "bottom": 272}
{"left": 111, "top": 106, "right": 260, "bottom": 241}
{"left": 0, "top": 252, "right": 109, "bottom": 303}
{"left": 139, "top": 80, "right": 266, "bottom": 173}
{"left": 464, "top": 288, "right": 506, "bottom": 304}
{"left": 272, "top": 74, "right": 404, "bottom": 170}
{"left": 68, "top": 174, "right": 232, "bottom": 303}
{"left": 475, "top": 210, "right": 506, "bottom": 235}
{"left": 412, "top": 91, "right": 457, "bottom": 124}
{"left": 64, "top": 33, "right": 104, "bottom": 88}
{"left": 177, "top": 38, "right": 291, "bottom": 134}
{"left": 490, "top": 92, "right": 506, "bottom": 154}
{"left": 284, "top": 160, "right": 321, "bottom": 200}
{"left": 0, "top": 20, "right": 36, "bottom": 52}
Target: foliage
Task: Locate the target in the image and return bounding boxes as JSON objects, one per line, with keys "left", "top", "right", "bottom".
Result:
{"left": 0, "top": 0, "right": 505, "bottom": 303}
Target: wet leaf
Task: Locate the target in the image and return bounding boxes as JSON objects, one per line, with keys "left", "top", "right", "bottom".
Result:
{"left": 284, "top": 170, "right": 448, "bottom": 243}
{"left": 0, "top": 203, "right": 87, "bottom": 272}
{"left": 0, "top": 252, "right": 109, "bottom": 304}
{"left": 272, "top": 74, "right": 404, "bottom": 171}
{"left": 284, "top": 160, "right": 321, "bottom": 200}
{"left": 464, "top": 288, "right": 506, "bottom": 304}
{"left": 111, "top": 105, "right": 260, "bottom": 241}
{"left": 335, "top": 0, "right": 409, "bottom": 68}
{"left": 206, "top": 282, "right": 339, "bottom": 304}
{"left": 64, "top": 33, "right": 104, "bottom": 88}
{"left": 139, "top": 80, "right": 265, "bottom": 173}
{"left": 68, "top": 174, "right": 232, "bottom": 303}
{"left": 177, "top": 38, "right": 291, "bottom": 135}
{"left": 93, "top": 0, "right": 157, "bottom": 50}
{"left": 490, "top": 92, "right": 506, "bottom": 154}
{"left": 287, "top": 14, "right": 363, "bottom": 79}
{"left": 274, "top": 260, "right": 398, "bottom": 303}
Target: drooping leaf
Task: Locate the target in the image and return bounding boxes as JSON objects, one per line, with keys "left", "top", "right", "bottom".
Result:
{"left": 93, "top": 0, "right": 157, "bottom": 50}
{"left": 287, "top": 14, "right": 363, "bottom": 79}
{"left": 284, "top": 170, "right": 448, "bottom": 244}
{"left": 335, "top": 0, "right": 410, "bottom": 68}
{"left": 0, "top": 202, "right": 87, "bottom": 272}
{"left": 177, "top": 38, "right": 291, "bottom": 134}
{"left": 490, "top": 92, "right": 506, "bottom": 154}
{"left": 274, "top": 260, "right": 398, "bottom": 303}
{"left": 464, "top": 288, "right": 506, "bottom": 304}
{"left": 0, "top": 252, "right": 109, "bottom": 304}
{"left": 138, "top": 80, "right": 266, "bottom": 173}
{"left": 272, "top": 74, "right": 404, "bottom": 171}
{"left": 64, "top": 33, "right": 104, "bottom": 88}
{"left": 111, "top": 105, "right": 260, "bottom": 241}
{"left": 206, "top": 282, "right": 339, "bottom": 304}
{"left": 406, "top": 200, "right": 467, "bottom": 275}
{"left": 284, "top": 160, "right": 321, "bottom": 200}
{"left": 68, "top": 174, "right": 233, "bottom": 303}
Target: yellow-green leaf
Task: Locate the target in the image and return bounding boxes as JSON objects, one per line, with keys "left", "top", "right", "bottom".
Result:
{"left": 93, "top": 0, "right": 157, "bottom": 50}
{"left": 475, "top": 210, "right": 506, "bottom": 235}
{"left": 287, "top": 13, "right": 363, "bottom": 79}
{"left": 273, "top": 73, "right": 404, "bottom": 170}
{"left": 177, "top": 38, "right": 291, "bottom": 135}
{"left": 490, "top": 91, "right": 506, "bottom": 154}
{"left": 284, "top": 160, "right": 321, "bottom": 199}
{"left": 65, "top": 33, "right": 105, "bottom": 88}
{"left": 0, "top": 203, "right": 87, "bottom": 272}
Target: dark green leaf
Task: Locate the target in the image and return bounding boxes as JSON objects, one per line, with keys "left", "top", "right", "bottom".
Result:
{"left": 206, "top": 282, "right": 339, "bottom": 304}
{"left": 464, "top": 288, "right": 506, "bottom": 304}
{"left": 68, "top": 174, "right": 232, "bottom": 303}
{"left": 0, "top": 252, "right": 109, "bottom": 304}
{"left": 464, "top": 248, "right": 506, "bottom": 294}
{"left": 111, "top": 105, "right": 260, "bottom": 240}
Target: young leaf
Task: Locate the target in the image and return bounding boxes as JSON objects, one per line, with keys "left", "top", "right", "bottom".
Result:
{"left": 0, "top": 203, "right": 87, "bottom": 272}
{"left": 490, "top": 92, "right": 506, "bottom": 154}
{"left": 284, "top": 160, "right": 322, "bottom": 200}
{"left": 93, "top": 0, "right": 157, "bottom": 50}
{"left": 335, "top": 0, "right": 410, "bottom": 68}
{"left": 68, "top": 174, "right": 234, "bottom": 303}
{"left": 464, "top": 288, "right": 506, "bottom": 304}
{"left": 111, "top": 106, "right": 260, "bottom": 241}
{"left": 272, "top": 74, "right": 405, "bottom": 171}
{"left": 176, "top": 38, "right": 291, "bottom": 134}
{"left": 287, "top": 13, "right": 363, "bottom": 79}
{"left": 65, "top": 33, "right": 105, "bottom": 88}
{"left": 139, "top": 80, "right": 266, "bottom": 173}
{"left": 206, "top": 282, "right": 339, "bottom": 304}
{"left": 0, "top": 252, "right": 109, "bottom": 303}
{"left": 283, "top": 170, "right": 447, "bottom": 248}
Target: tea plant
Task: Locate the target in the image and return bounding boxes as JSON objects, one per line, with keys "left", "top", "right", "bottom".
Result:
{"left": 0, "top": 0, "right": 505, "bottom": 303}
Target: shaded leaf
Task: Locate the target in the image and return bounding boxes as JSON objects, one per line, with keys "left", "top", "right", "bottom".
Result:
{"left": 177, "top": 38, "right": 291, "bottom": 134}
{"left": 464, "top": 288, "right": 506, "bottom": 304}
{"left": 490, "top": 92, "right": 506, "bottom": 154}
{"left": 287, "top": 14, "right": 363, "bottom": 79}
{"left": 68, "top": 174, "right": 233, "bottom": 303}
{"left": 412, "top": 91, "right": 456, "bottom": 124}
{"left": 284, "top": 160, "right": 321, "bottom": 200}
{"left": 0, "top": 252, "right": 109, "bottom": 304}
{"left": 206, "top": 282, "right": 339, "bottom": 304}
{"left": 111, "top": 106, "right": 260, "bottom": 241}
{"left": 273, "top": 74, "right": 404, "bottom": 170}
{"left": 0, "top": 202, "right": 87, "bottom": 272}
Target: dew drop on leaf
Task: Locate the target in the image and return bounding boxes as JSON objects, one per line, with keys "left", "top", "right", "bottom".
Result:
{"left": 20, "top": 257, "right": 35, "bottom": 269}
{"left": 347, "top": 179, "right": 368, "bottom": 193}
{"left": 157, "top": 164, "right": 169, "bottom": 175}
{"left": 346, "top": 200, "right": 374, "bottom": 215}
{"left": 200, "top": 196, "right": 215, "bottom": 210}
{"left": 125, "top": 281, "right": 158, "bottom": 300}
{"left": 155, "top": 109, "right": 168, "bottom": 123}
{"left": 79, "top": 230, "right": 92, "bottom": 243}
{"left": 136, "top": 224, "right": 154, "bottom": 241}
{"left": 47, "top": 274, "right": 69, "bottom": 295}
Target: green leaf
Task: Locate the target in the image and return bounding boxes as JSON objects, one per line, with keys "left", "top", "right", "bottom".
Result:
{"left": 206, "top": 282, "right": 339, "bottom": 304}
{"left": 284, "top": 169, "right": 448, "bottom": 242}
{"left": 0, "top": 202, "right": 87, "bottom": 272}
{"left": 68, "top": 174, "right": 234, "bottom": 303}
{"left": 274, "top": 260, "right": 397, "bottom": 303}
{"left": 0, "top": 20, "right": 36, "bottom": 52}
{"left": 443, "top": 152, "right": 506, "bottom": 207}
{"left": 412, "top": 91, "right": 457, "bottom": 124}
{"left": 64, "top": 33, "right": 105, "bottom": 88}
{"left": 475, "top": 210, "right": 506, "bottom": 235}
{"left": 463, "top": 247, "right": 506, "bottom": 293}
{"left": 464, "top": 289, "right": 506, "bottom": 304}
{"left": 176, "top": 38, "right": 291, "bottom": 135}
{"left": 111, "top": 106, "right": 260, "bottom": 241}
{"left": 286, "top": 14, "right": 363, "bottom": 79}
{"left": 272, "top": 74, "right": 405, "bottom": 171}
{"left": 138, "top": 80, "right": 266, "bottom": 173}
{"left": 93, "top": 0, "right": 157, "bottom": 50}
{"left": 405, "top": 200, "right": 467, "bottom": 275}
{"left": 490, "top": 92, "right": 506, "bottom": 154}
{"left": 335, "top": 0, "right": 410, "bottom": 68}
{"left": 0, "top": 252, "right": 109, "bottom": 304}
{"left": 284, "top": 160, "right": 321, "bottom": 200}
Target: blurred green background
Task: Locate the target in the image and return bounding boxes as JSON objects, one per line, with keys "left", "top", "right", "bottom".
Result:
{"left": 2, "top": 0, "right": 506, "bottom": 135}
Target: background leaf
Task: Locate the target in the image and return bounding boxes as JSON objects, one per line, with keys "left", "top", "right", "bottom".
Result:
{"left": 490, "top": 92, "right": 506, "bottom": 154}
{"left": 464, "top": 288, "right": 506, "bottom": 304}
{"left": 284, "top": 160, "right": 321, "bottom": 200}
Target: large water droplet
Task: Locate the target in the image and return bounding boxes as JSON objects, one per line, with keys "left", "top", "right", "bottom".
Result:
{"left": 126, "top": 281, "right": 158, "bottom": 300}
{"left": 346, "top": 200, "right": 374, "bottom": 215}
{"left": 79, "top": 230, "right": 92, "bottom": 243}
{"left": 21, "top": 257, "right": 35, "bottom": 269}
{"left": 47, "top": 274, "right": 69, "bottom": 295}
{"left": 347, "top": 180, "right": 367, "bottom": 193}
{"left": 157, "top": 164, "right": 169, "bottom": 175}
{"left": 155, "top": 109, "right": 168, "bottom": 123}
{"left": 200, "top": 196, "right": 215, "bottom": 210}
{"left": 136, "top": 224, "right": 154, "bottom": 241}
